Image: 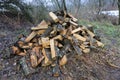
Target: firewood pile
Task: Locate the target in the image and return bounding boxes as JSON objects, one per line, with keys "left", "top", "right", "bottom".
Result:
{"left": 12, "top": 10, "right": 104, "bottom": 76}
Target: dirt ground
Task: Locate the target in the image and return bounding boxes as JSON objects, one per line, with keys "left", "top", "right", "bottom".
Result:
{"left": 0, "top": 15, "right": 120, "bottom": 80}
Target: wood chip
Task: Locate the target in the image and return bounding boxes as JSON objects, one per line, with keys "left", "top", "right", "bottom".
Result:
{"left": 59, "top": 55, "right": 67, "bottom": 66}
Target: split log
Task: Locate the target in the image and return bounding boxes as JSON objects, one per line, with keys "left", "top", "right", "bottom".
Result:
{"left": 30, "top": 50, "right": 38, "bottom": 68}
{"left": 68, "top": 13, "right": 78, "bottom": 22}
{"left": 50, "top": 39, "right": 56, "bottom": 60}
{"left": 37, "top": 56, "right": 45, "bottom": 65}
{"left": 71, "top": 27, "right": 82, "bottom": 34}
{"left": 42, "top": 48, "right": 52, "bottom": 66}
{"left": 82, "top": 48, "right": 90, "bottom": 54}
{"left": 41, "top": 27, "right": 53, "bottom": 37}
{"left": 41, "top": 37, "right": 50, "bottom": 48}
{"left": 37, "top": 30, "right": 46, "bottom": 35}
{"left": 82, "top": 26, "right": 95, "bottom": 37}
{"left": 96, "top": 40, "right": 104, "bottom": 47}
{"left": 69, "top": 19, "right": 78, "bottom": 26}
{"left": 53, "top": 35, "right": 63, "bottom": 40}
{"left": 31, "top": 20, "right": 48, "bottom": 30}
{"left": 73, "top": 34, "right": 86, "bottom": 42}
{"left": 72, "top": 37, "right": 82, "bottom": 55}
{"left": 25, "top": 31, "right": 37, "bottom": 42}
{"left": 49, "top": 12, "right": 59, "bottom": 22}
{"left": 59, "top": 55, "right": 67, "bottom": 66}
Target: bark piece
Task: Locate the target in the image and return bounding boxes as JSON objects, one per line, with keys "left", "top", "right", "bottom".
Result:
{"left": 19, "top": 57, "right": 31, "bottom": 76}
{"left": 52, "top": 61, "right": 60, "bottom": 77}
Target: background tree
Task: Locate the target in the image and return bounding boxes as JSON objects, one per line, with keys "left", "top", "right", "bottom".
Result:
{"left": 118, "top": 0, "right": 120, "bottom": 24}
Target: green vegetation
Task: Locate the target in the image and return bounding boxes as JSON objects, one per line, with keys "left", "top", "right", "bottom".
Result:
{"left": 79, "top": 20, "right": 120, "bottom": 38}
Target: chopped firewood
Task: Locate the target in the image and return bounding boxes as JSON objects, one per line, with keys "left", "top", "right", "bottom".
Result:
{"left": 58, "top": 43, "right": 63, "bottom": 48}
{"left": 68, "top": 13, "right": 78, "bottom": 22}
{"left": 12, "top": 10, "right": 104, "bottom": 76}
{"left": 53, "top": 35, "right": 63, "bottom": 40}
{"left": 32, "top": 47, "right": 41, "bottom": 58}
{"left": 69, "top": 19, "right": 78, "bottom": 26}
{"left": 80, "top": 44, "right": 86, "bottom": 50}
{"left": 41, "top": 27, "right": 53, "bottom": 37}
{"left": 86, "top": 29, "right": 95, "bottom": 38}
{"left": 37, "top": 30, "right": 46, "bottom": 35}
{"left": 50, "top": 39, "right": 56, "bottom": 60}
{"left": 30, "top": 50, "right": 38, "bottom": 68}
{"left": 96, "top": 40, "right": 104, "bottom": 47}
{"left": 72, "top": 37, "right": 83, "bottom": 55}
{"left": 59, "top": 55, "right": 67, "bottom": 66}
{"left": 28, "top": 43, "right": 33, "bottom": 47}
{"left": 41, "top": 37, "right": 50, "bottom": 48}
{"left": 18, "top": 52, "right": 26, "bottom": 56}
{"left": 73, "top": 34, "right": 86, "bottom": 42}
{"left": 37, "top": 56, "right": 45, "bottom": 65}
{"left": 71, "top": 27, "right": 82, "bottom": 34}
{"left": 64, "top": 18, "right": 70, "bottom": 22}
{"left": 82, "top": 48, "right": 90, "bottom": 53}
{"left": 49, "top": 12, "right": 59, "bottom": 22}
{"left": 12, "top": 46, "right": 21, "bottom": 55}
{"left": 31, "top": 20, "right": 48, "bottom": 30}
{"left": 42, "top": 48, "right": 52, "bottom": 66}
{"left": 60, "top": 29, "right": 67, "bottom": 35}
{"left": 87, "top": 24, "right": 94, "bottom": 32}
{"left": 25, "top": 31, "right": 37, "bottom": 42}
{"left": 82, "top": 26, "right": 95, "bottom": 37}
{"left": 17, "top": 41, "right": 24, "bottom": 47}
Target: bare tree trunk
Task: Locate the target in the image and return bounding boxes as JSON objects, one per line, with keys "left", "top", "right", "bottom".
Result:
{"left": 62, "top": 0, "right": 67, "bottom": 12}
{"left": 74, "top": 0, "right": 81, "bottom": 17}
{"left": 118, "top": 0, "right": 120, "bottom": 24}
{"left": 98, "top": 0, "right": 102, "bottom": 14}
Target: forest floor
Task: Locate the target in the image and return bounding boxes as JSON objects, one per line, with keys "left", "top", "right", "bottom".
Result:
{"left": 0, "top": 15, "right": 120, "bottom": 80}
